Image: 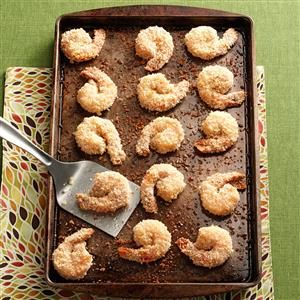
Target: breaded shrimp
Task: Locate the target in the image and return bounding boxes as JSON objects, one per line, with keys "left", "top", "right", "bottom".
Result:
{"left": 74, "top": 116, "right": 126, "bottom": 165}
{"left": 176, "top": 225, "right": 233, "bottom": 268}
{"left": 199, "top": 172, "right": 246, "bottom": 216}
{"left": 136, "top": 117, "right": 184, "bottom": 156}
{"left": 52, "top": 228, "right": 94, "bottom": 280}
{"left": 197, "top": 65, "right": 245, "bottom": 109}
{"left": 118, "top": 219, "right": 171, "bottom": 263}
{"left": 77, "top": 66, "right": 117, "bottom": 115}
{"left": 141, "top": 164, "right": 186, "bottom": 213}
{"left": 137, "top": 73, "right": 189, "bottom": 112}
{"left": 61, "top": 28, "right": 106, "bottom": 63}
{"left": 194, "top": 111, "right": 239, "bottom": 153}
{"left": 135, "top": 26, "right": 174, "bottom": 72}
{"left": 184, "top": 26, "right": 238, "bottom": 60}
{"left": 76, "top": 171, "right": 131, "bottom": 214}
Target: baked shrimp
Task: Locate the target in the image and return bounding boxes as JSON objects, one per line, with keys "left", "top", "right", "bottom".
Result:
{"left": 199, "top": 172, "right": 246, "bottom": 216}
{"left": 136, "top": 117, "right": 184, "bottom": 156}
{"left": 61, "top": 28, "right": 105, "bottom": 63}
{"left": 184, "top": 26, "right": 238, "bottom": 60}
{"left": 135, "top": 26, "right": 174, "bottom": 71}
{"left": 74, "top": 116, "right": 126, "bottom": 165}
{"left": 52, "top": 228, "right": 94, "bottom": 280}
{"left": 176, "top": 225, "right": 233, "bottom": 268}
{"left": 194, "top": 111, "right": 239, "bottom": 153}
{"left": 77, "top": 66, "right": 117, "bottom": 115}
{"left": 118, "top": 219, "right": 171, "bottom": 263}
{"left": 141, "top": 164, "right": 186, "bottom": 213}
{"left": 137, "top": 73, "right": 189, "bottom": 112}
{"left": 76, "top": 171, "right": 131, "bottom": 214}
{"left": 197, "top": 65, "right": 245, "bottom": 110}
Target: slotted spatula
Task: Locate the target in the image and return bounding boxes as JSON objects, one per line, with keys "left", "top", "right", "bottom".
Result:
{"left": 0, "top": 117, "right": 140, "bottom": 237}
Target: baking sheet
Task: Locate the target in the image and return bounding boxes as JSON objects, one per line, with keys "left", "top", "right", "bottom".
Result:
{"left": 46, "top": 5, "right": 260, "bottom": 297}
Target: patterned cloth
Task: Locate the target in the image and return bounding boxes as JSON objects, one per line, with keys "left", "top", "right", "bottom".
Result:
{"left": 0, "top": 66, "right": 273, "bottom": 299}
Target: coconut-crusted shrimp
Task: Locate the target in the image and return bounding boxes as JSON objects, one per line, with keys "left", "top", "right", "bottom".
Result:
{"left": 197, "top": 65, "right": 245, "bottom": 110}
{"left": 184, "top": 26, "right": 238, "bottom": 60}
{"left": 76, "top": 171, "right": 131, "bottom": 214}
{"left": 52, "top": 228, "right": 94, "bottom": 280}
{"left": 176, "top": 225, "right": 233, "bottom": 268}
{"left": 141, "top": 164, "right": 186, "bottom": 213}
{"left": 137, "top": 73, "right": 189, "bottom": 112}
{"left": 136, "top": 117, "right": 184, "bottom": 156}
{"left": 77, "top": 66, "right": 117, "bottom": 115}
{"left": 61, "top": 28, "right": 106, "bottom": 63}
{"left": 74, "top": 116, "right": 126, "bottom": 165}
{"left": 194, "top": 111, "right": 239, "bottom": 153}
{"left": 135, "top": 26, "right": 174, "bottom": 72}
{"left": 118, "top": 219, "right": 171, "bottom": 263}
{"left": 199, "top": 172, "right": 246, "bottom": 216}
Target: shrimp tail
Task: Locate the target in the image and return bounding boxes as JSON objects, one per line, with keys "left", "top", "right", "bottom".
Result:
{"left": 176, "top": 237, "right": 190, "bottom": 251}
{"left": 200, "top": 90, "right": 246, "bottom": 110}
{"left": 221, "top": 91, "right": 246, "bottom": 108}
{"left": 145, "top": 57, "right": 165, "bottom": 72}
{"left": 194, "top": 137, "right": 235, "bottom": 153}
{"left": 118, "top": 246, "right": 132, "bottom": 258}
{"left": 224, "top": 172, "right": 247, "bottom": 189}
{"left": 136, "top": 135, "right": 151, "bottom": 156}
{"left": 216, "top": 28, "right": 239, "bottom": 56}
{"left": 226, "top": 91, "right": 246, "bottom": 102}
{"left": 141, "top": 176, "right": 160, "bottom": 214}
{"left": 118, "top": 246, "right": 157, "bottom": 264}
{"left": 141, "top": 167, "right": 161, "bottom": 213}
{"left": 176, "top": 238, "right": 211, "bottom": 267}
{"left": 222, "top": 28, "right": 238, "bottom": 48}
{"left": 64, "top": 228, "right": 94, "bottom": 244}
{"left": 93, "top": 29, "right": 106, "bottom": 49}
{"left": 80, "top": 66, "right": 104, "bottom": 83}
{"left": 176, "top": 238, "right": 215, "bottom": 268}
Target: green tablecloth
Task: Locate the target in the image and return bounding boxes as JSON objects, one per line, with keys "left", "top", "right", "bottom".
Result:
{"left": 0, "top": 1, "right": 299, "bottom": 299}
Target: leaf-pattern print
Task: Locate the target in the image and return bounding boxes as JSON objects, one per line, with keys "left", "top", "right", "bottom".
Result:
{"left": 0, "top": 66, "right": 273, "bottom": 299}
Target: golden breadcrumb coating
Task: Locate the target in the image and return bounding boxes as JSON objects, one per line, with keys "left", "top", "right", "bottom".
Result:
{"left": 61, "top": 28, "right": 105, "bottom": 63}
{"left": 185, "top": 26, "right": 238, "bottom": 60}
{"left": 199, "top": 171, "right": 246, "bottom": 216}
{"left": 197, "top": 65, "right": 245, "bottom": 109}
{"left": 77, "top": 66, "right": 117, "bottom": 115}
{"left": 76, "top": 171, "right": 131, "bottom": 214}
{"left": 52, "top": 228, "right": 94, "bottom": 280}
{"left": 141, "top": 163, "right": 186, "bottom": 213}
{"left": 74, "top": 116, "right": 126, "bottom": 165}
{"left": 137, "top": 73, "right": 189, "bottom": 112}
{"left": 136, "top": 117, "right": 184, "bottom": 156}
{"left": 118, "top": 219, "right": 171, "bottom": 263}
{"left": 194, "top": 111, "right": 239, "bottom": 153}
{"left": 176, "top": 225, "right": 233, "bottom": 268}
{"left": 135, "top": 26, "right": 174, "bottom": 71}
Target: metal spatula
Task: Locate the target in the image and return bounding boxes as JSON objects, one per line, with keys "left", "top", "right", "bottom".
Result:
{"left": 0, "top": 117, "right": 140, "bottom": 237}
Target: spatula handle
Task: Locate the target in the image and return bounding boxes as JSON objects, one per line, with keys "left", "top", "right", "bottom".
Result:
{"left": 0, "top": 117, "right": 53, "bottom": 166}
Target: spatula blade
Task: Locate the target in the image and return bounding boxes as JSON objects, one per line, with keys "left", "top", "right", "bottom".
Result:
{"left": 55, "top": 161, "right": 140, "bottom": 237}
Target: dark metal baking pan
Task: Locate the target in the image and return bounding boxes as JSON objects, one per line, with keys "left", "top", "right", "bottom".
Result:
{"left": 46, "top": 5, "right": 261, "bottom": 297}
